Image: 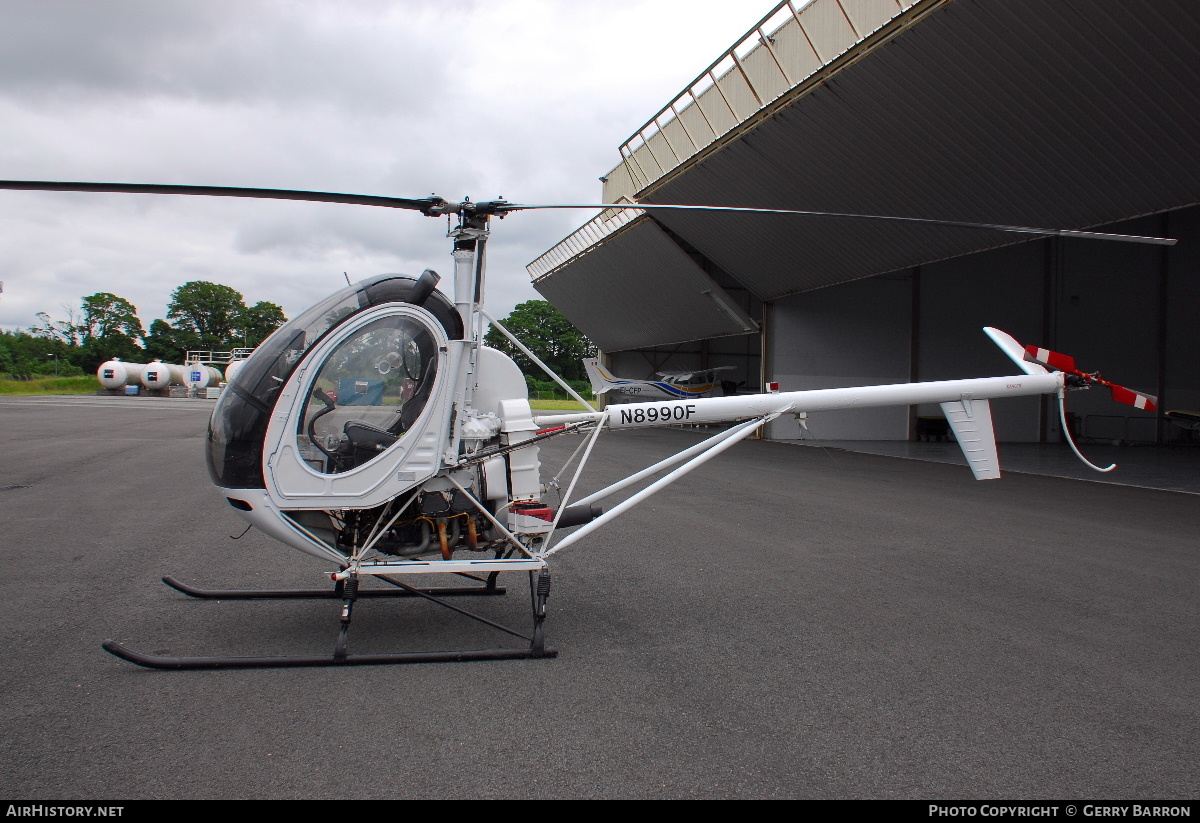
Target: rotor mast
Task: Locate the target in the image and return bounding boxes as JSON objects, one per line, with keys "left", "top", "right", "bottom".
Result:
{"left": 448, "top": 203, "right": 491, "bottom": 341}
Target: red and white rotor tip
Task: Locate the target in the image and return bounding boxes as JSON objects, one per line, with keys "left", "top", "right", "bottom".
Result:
{"left": 1023, "top": 346, "right": 1076, "bottom": 373}
{"left": 1021, "top": 344, "right": 1157, "bottom": 411}
{"left": 1109, "top": 385, "right": 1158, "bottom": 411}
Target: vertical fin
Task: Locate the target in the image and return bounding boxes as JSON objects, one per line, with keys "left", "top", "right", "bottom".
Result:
{"left": 983, "top": 327, "right": 1049, "bottom": 375}
{"left": 582, "top": 358, "right": 613, "bottom": 395}
{"left": 940, "top": 398, "right": 1001, "bottom": 480}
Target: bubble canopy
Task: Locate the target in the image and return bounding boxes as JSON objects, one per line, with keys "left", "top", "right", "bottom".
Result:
{"left": 206, "top": 274, "right": 463, "bottom": 489}
{"left": 299, "top": 313, "right": 440, "bottom": 475}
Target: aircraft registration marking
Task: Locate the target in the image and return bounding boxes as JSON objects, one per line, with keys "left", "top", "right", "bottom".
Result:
{"left": 619, "top": 403, "right": 697, "bottom": 425}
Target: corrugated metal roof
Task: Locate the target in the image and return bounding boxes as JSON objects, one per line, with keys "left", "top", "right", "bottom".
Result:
{"left": 535, "top": 0, "right": 1200, "bottom": 348}
{"left": 532, "top": 217, "right": 757, "bottom": 352}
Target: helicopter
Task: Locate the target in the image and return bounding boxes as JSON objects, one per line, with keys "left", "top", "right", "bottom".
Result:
{"left": 0, "top": 179, "right": 1175, "bottom": 669}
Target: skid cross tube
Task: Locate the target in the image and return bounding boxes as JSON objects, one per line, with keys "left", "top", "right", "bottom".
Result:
{"left": 102, "top": 571, "right": 556, "bottom": 670}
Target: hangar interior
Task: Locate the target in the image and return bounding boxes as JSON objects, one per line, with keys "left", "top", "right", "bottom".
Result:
{"left": 529, "top": 0, "right": 1200, "bottom": 455}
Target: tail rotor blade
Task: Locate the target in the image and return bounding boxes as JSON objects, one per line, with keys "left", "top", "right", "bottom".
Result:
{"left": 1023, "top": 345, "right": 1077, "bottom": 372}
{"left": 1110, "top": 385, "right": 1158, "bottom": 412}
{"left": 1021, "top": 342, "right": 1157, "bottom": 411}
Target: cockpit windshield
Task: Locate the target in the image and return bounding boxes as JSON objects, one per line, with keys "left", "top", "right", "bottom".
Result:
{"left": 298, "top": 315, "right": 439, "bottom": 475}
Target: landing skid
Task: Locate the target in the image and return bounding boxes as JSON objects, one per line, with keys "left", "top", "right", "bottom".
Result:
{"left": 103, "top": 569, "right": 556, "bottom": 670}
{"left": 161, "top": 573, "right": 508, "bottom": 599}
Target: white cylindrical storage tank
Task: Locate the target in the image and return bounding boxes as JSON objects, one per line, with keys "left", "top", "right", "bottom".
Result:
{"left": 184, "top": 363, "right": 224, "bottom": 389}
{"left": 224, "top": 359, "right": 248, "bottom": 383}
{"left": 141, "top": 361, "right": 187, "bottom": 389}
{"left": 97, "top": 359, "right": 147, "bottom": 390}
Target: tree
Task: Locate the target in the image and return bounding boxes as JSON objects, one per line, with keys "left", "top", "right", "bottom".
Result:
{"left": 165, "top": 282, "right": 287, "bottom": 351}
{"left": 75, "top": 293, "right": 146, "bottom": 371}
{"left": 75, "top": 332, "right": 142, "bottom": 372}
{"left": 29, "top": 292, "right": 146, "bottom": 372}
{"left": 33, "top": 306, "right": 82, "bottom": 345}
{"left": 80, "top": 293, "right": 144, "bottom": 341}
{"left": 484, "top": 300, "right": 595, "bottom": 382}
{"left": 236, "top": 301, "right": 287, "bottom": 347}
{"left": 0, "top": 333, "right": 17, "bottom": 376}
{"left": 167, "top": 281, "right": 246, "bottom": 351}
{"left": 143, "top": 318, "right": 186, "bottom": 363}
{"left": 0, "top": 330, "right": 81, "bottom": 378}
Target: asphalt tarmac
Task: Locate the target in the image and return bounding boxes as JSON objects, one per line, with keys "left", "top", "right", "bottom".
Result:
{"left": 1, "top": 395, "right": 1197, "bottom": 799}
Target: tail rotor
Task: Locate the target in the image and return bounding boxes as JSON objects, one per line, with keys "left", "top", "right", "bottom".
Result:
{"left": 986, "top": 328, "right": 1158, "bottom": 473}
{"left": 1022, "top": 345, "right": 1158, "bottom": 412}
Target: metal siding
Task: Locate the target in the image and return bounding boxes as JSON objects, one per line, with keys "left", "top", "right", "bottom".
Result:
{"left": 771, "top": 11, "right": 826, "bottom": 83}
{"left": 740, "top": 38, "right": 791, "bottom": 104}
{"left": 714, "top": 64, "right": 761, "bottom": 122}
{"left": 839, "top": 0, "right": 906, "bottom": 37}
{"left": 798, "top": 0, "right": 861, "bottom": 63}
{"left": 677, "top": 96, "right": 718, "bottom": 148}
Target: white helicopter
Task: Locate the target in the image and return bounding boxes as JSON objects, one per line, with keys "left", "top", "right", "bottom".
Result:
{"left": 0, "top": 180, "right": 1172, "bottom": 669}
{"left": 584, "top": 358, "right": 741, "bottom": 401}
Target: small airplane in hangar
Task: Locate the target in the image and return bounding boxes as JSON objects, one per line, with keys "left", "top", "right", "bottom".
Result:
{"left": 0, "top": 178, "right": 1173, "bottom": 670}
{"left": 583, "top": 358, "right": 741, "bottom": 401}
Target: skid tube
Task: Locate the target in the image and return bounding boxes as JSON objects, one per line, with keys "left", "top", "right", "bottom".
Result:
{"left": 161, "top": 573, "right": 507, "bottom": 599}
{"left": 102, "top": 569, "right": 556, "bottom": 670}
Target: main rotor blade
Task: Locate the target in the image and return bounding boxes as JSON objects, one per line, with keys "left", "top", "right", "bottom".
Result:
{"left": 502, "top": 202, "right": 1178, "bottom": 246}
{"left": 0, "top": 180, "right": 451, "bottom": 215}
{"left": 0, "top": 182, "right": 1178, "bottom": 246}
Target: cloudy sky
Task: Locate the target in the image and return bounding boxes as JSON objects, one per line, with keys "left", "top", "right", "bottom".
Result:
{"left": 0, "top": 0, "right": 772, "bottom": 335}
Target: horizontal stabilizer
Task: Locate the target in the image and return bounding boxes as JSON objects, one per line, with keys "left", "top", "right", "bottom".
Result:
{"left": 940, "top": 397, "right": 1001, "bottom": 480}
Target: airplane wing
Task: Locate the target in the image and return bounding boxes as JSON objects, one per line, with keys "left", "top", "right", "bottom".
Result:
{"left": 654, "top": 366, "right": 737, "bottom": 379}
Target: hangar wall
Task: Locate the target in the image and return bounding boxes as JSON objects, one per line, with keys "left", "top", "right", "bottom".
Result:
{"left": 767, "top": 273, "right": 913, "bottom": 441}
{"left": 604, "top": 278, "right": 761, "bottom": 391}
{"left": 1164, "top": 208, "right": 1200, "bottom": 415}
{"left": 764, "top": 205, "right": 1198, "bottom": 443}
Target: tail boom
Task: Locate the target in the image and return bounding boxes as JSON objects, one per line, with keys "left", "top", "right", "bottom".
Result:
{"left": 536, "top": 373, "right": 1064, "bottom": 429}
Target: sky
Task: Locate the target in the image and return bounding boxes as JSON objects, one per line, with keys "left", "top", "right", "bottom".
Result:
{"left": 0, "top": 0, "right": 774, "bottom": 336}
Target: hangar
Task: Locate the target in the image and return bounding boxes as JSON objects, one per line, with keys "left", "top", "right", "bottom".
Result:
{"left": 529, "top": 0, "right": 1200, "bottom": 449}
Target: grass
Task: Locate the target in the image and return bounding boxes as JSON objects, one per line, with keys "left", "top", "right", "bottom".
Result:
{"left": 527, "top": 397, "right": 595, "bottom": 411}
{"left": 0, "top": 376, "right": 102, "bottom": 395}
